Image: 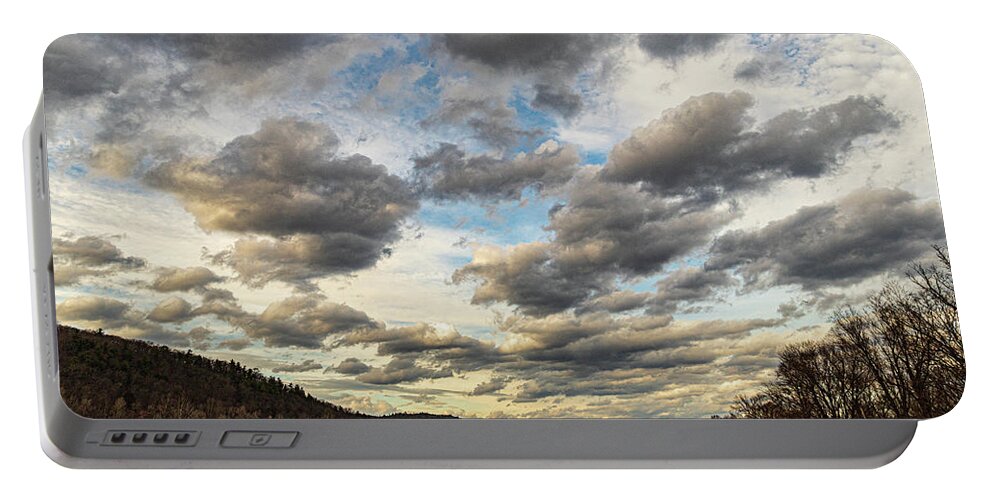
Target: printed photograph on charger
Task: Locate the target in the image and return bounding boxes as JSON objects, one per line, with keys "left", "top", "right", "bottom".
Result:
{"left": 42, "top": 34, "right": 964, "bottom": 419}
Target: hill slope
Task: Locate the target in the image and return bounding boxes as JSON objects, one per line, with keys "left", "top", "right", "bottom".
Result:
{"left": 57, "top": 325, "right": 452, "bottom": 419}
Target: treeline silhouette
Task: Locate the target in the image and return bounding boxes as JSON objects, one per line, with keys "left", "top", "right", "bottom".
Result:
{"left": 57, "top": 325, "right": 454, "bottom": 419}
{"left": 729, "top": 247, "right": 964, "bottom": 419}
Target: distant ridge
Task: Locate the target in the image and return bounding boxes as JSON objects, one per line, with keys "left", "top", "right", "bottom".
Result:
{"left": 57, "top": 325, "right": 454, "bottom": 419}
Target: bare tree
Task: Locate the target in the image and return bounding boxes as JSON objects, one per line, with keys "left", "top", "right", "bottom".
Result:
{"left": 731, "top": 247, "right": 964, "bottom": 419}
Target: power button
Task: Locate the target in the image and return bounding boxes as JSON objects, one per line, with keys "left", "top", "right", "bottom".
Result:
{"left": 220, "top": 431, "right": 298, "bottom": 448}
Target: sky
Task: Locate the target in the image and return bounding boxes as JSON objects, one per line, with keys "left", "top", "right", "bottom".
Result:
{"left": 43, "top": 34, "right": 946, "bottom": 418}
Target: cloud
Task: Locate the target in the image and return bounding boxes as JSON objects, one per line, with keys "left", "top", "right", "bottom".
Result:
{"left": 498, "top": 311, "right": 619, "bottom": 353}
{"left": 551, "top": 317, "right": 781, "bottom": 366}
{"left": 217, "top": 337, "right": 252, "bottom": 351}
{"left": 56, "top": 295, "right": 188, "bottom": 345}
{"left": 44, "top": 35, "right": 943, "bottom": 418}
{"left": 146, "top": 296, "right": 195, "bottom": 323}
{"left": 600, "top": 92, "right": 899, "bottom": 201}
{"left": 452, "top": 242, "right": 612, "bottom": 316}
{"left": 489, "top": 315, "right": 785, "bottom": 406}
{"left": 164, "top": 34, "right": 331, "bottom": 68}
{"left": 440, "top": 34, "right": 618, "bottom": 75}
{"left": 207, "top": 234, "right": 400, "bottom": 292}
{"left": 355, "top": 356, "right": 453, "bottom": 385}
{"left": 150, "top": 266, "right": 223, "bottom": 292}
{"left": 546, "top": 173, "right": 734, "bottom": 275}
{"left": 470, "top": 378, "right": 508, "bottom": 396}
{"left": 452, "top": 92, "right": 895, "bottom": 316}
{"left": 147, "top": 271, "right": 244, "bottom": 325}
{"left": 147, "top": 118, "right": 418, "bottom": 289}
{"left": 438, "top": 34, "right": 622, "bottom": 120}
{"left": 707, "top": 188, "right": 946, "bottom": 289}
{"left": 88, "top": 144, "right": 140, "bottom": 178}
{"left": 576, "top": 290, "right": 653, "bottom": 314}
{"left": 44, "top": 35, "right": 333, "bottom": 101}
{"left": 187, "top": 326, "right": 212, "bottom": 350}
{"left": 733, "top": 35, "right": 809, "bottom": 83}
{"left": 531, "top": 83, "right": 583, "bottom": 119}
{"left": 330, "top": 358, "right": 371, "bottom": 375}
{"left": 312, "top": 303, "right": 787, "bottom": 412}
{"left": 273, "top": 359, "right": 324, "bottom": 373}
{"left": 419, "top": 96, "right": 540, "bottom": 150}
{"left": 412, "top": 140, "right": 580, "bottom": 202}
{"left": 454, "top": 173, "right": 733, "bottom": 314}
{"left": 52, "top": 235, "right": 146, "bottom": 286}
{"left": 651, "top": 268, "right": 733, "bottom": 314}
{"left": 189, "top": 286, "right": 247, "bottom": 322}
{"left": 43, "top": 35, "right": 136, "bottom": 100}
{"left": 242, "top": 295, "right": 380, "bottom": 349}
{"left": 335, "top": 394, "right": 395, "bottom": 416}
{"left": 637, "top": 34, "right": 729, "bottom": 63}
{"left": 44, "top": 34, "right": 396, "bottom": 193}
{"left": 56, "top": 296, "right": 130, "bottom": 322}
{"left": 334, "top": 323, "right": 494, "bottom": 362}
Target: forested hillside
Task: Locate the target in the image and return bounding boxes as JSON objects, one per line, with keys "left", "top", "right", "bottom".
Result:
{"left": 57, "top": 325, "right": 453, "bottom": 419}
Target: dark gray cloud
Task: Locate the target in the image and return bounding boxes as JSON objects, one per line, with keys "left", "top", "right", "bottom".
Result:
{"left": 600, "top": 92, "right": 900, "bottom": 201}
{"left": 148, "top": 118, "right": 418, "bottom": 289}
{"left": 454, "top": 92, "right": 896, "bottom": 316}
{"left": 44, "top": 35, "right": 137, "bottom": 100}
{"left": 707, "top": 188, "right": 946, "bottom": 289}
{"left": 412, "top": 140, "right": 579, "bottom": 202}
{"left": 150, "top": 266, "right": 223, "bottom": 292}
{"left": 207, "top": 234, "right": 400, "bottom": 292}
{"left": 45, "top": 36, "right": 213, "bottom": 180}
{"left": 454, "top": 173, "right": 733, "bottom": 314}
{"left": 333, "top": 323, "right": 495, "bottom": 365}
{"left": 651, "top": 268, "right": 733, "bottom": 314}
{"left": 511, "top": 316, "right": 781, "bottom": 369}
{"left": 452, "top": 242, "right": 613, "bottom": 316}
{"left": 52, "top": 235, "right": 146, "bottom": 286}
{"left": 330, "top": 358, "right": 372, "bottom": 375}
{"left": 546, "top": 174, "right": 733, "bottom": 275}
{"left": 355, "top": 356, "right": 453, "bottom": 385}
{"left": 733, "top": 58, "right": 773, "bottom": 81}
{"left": 44, "top": 35, "right": 380, "bottom": 187}
{"left": 531, "top": 83, "right": 584, "bottom": 119}
{"left": 241, "top": 295, "right": 380, "bottom": 349}
{"left": 44, "top": 34, "right": 349, "bottom": 108}
{"left": 440, "top": 34, "right": 618, "bottom": 75}
{"left": 439, "top": 35, "right": 622, "bottom": 121}
{"left": 273, "top": 359, "right": 324, "bottom": 373}
{"left": 576, "top": 290, "right": 653, "bottom": 314}
{"left": 163, "top": 34, "right": 332, "bottom": 68}
{"left": 470, "top": 378, "right": 508, "bottom": 396}
{"left": 637, "top": 34, "right": 729, "bottom": 63}
{"left": 44, "top": 35, "right": 332, "bottom": 100}
{"left": 420, "top": 96, "right": 540, "bottom": 150}
{"left": 498, "top": 311, "right": 619, "bottom": 352}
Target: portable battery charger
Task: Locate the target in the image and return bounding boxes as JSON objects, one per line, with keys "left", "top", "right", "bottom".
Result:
{"left": 25, "top": 34, "right": 964, "bottom": 468}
